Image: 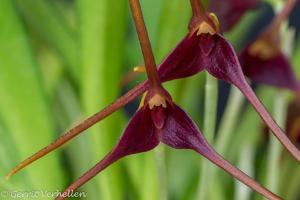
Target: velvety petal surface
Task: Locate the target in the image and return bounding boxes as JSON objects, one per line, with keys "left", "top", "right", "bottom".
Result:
{"left": 158, "top": 32, "right": 205, "bottom": 82}
{"left": 56, "top": 107, "right": 159, "bottom": 200}
{"left": 160, "top": 104, "right": 281, "bottom": 200}
{"left": 208, "top": 0, "right": 260, "bottom": 31}
{"left": 239, "top": 49, "right": 300, "bottom": 93}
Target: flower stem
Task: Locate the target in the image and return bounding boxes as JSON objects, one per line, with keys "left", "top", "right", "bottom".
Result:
{"left": 189, "top": 0, "right": 205, "bottom": 17}
{"left": 198, "top": 72, "right": 218, "bottom": 199}
{"left": 129, "top": 0, "right": 161, "bottom": 89}
{"left": 6, "top": 81, "right": 148, "bottom": 179}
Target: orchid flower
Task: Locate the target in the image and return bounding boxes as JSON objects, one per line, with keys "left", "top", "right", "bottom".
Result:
{"left": 157, "top": 0, "right": 300, "bottom": 163}
{"left": 6, "top": 1, "right": 299, "bottom": 200}
{"left": 239, "top": 0, "right": 300, "bottom": 94}
{"left": 208, "top": 0, "right": 261, "bottom": 32}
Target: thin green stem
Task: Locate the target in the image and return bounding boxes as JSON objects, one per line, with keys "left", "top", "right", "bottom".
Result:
{"left": 215, "top": 87, "right": 244, "bottom": 153}
{"left": 197, "top": 73, "right": 218, "bottom": 199}
{"left": 206, "top": 86, "right": 244, "bottom": 198}
{"left": 155, "top": 146, "right": 168, "bottom": 200}
{"left": 234, "top": 144, "right": 255, "bottom": 200}
{"left": 266, "top": 91, "right": 287, "bottom": 193}
{"left": 269, "top": 0, "right": 297, "bottom": 31}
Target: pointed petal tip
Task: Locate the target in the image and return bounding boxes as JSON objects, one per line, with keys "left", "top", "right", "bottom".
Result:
{"left": 199, "top": 149, "right": 282, "bottom": 200}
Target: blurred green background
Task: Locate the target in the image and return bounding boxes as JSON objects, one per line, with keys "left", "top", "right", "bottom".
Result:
{"left": 0, "top": 0, "right": 300, "bottom": 200}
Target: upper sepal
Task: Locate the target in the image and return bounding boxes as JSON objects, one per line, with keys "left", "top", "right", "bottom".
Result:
{"left": 199, "top": 34, "right": 247, "bottom": 86}
{"left": 158, "top": 32, "right": 205, "bottom": 82}
{"left": 160, "top": 104, "right": 212, "bottom": 154}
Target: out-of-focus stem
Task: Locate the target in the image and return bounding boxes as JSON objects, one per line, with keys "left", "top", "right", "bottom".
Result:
{"left": 266, "top": 91, "right": 287, "bottom": 193}
{"left": 206, "top": 86, "right": 244, "bottom": 198}
{"left": 235, "top": 144, "right": 255, "bottom": 200}
{"left": 215, "top": 87, "right": 244, "bottom": 153}
{"left": 270, "top": 0, "right": 297, "bottom": 31}
{"left": 155, "top": 146, "right": 168, "bottom": 200}
{"left": 198, "top": 72, "right": 218, "bottom": 199}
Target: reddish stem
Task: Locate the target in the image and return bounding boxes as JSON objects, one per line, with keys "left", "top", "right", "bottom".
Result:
{"left": 55, "top": 152, "right": 117, "bottom": 200}
{"left": 190, "top": 0, "right": 205, "bottom": 17}
{"left": 198, "top": 148, "right": 282, "bottom": 200}
{"left": 129, "top": 0, "right": 161, "bottom": 89}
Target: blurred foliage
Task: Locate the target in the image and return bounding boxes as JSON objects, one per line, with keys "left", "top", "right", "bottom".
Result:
{"left": 0, "top": 0, "right": 299, "bottom": 200}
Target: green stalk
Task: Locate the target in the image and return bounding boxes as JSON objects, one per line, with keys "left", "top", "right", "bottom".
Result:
{"left": 235, "top": 144, "right": 255, "bottom": 200}
{"left": 285, "top": 165, "right": 300, "bottom": 199}
{"left": 77, "top": 0, "right": 128, "bottom": 199}
{"left": 215, "top": 87, "right": 244, "bottom": 154}
{"left": 265, "top": 92, "right": 287, "bottom": 192}
{"left": 0, "top": 0, "right": 65, "bottom": 192}
{"left": 206, "top": 86, "right": 244, "bottom": 198}
{"left": 197, "top": 73, "right": 218, "bottom": 200}
{"left": 15, "top": 0, "right": 79, "bottom": 81}
{"left": 155, "top": 146, "right": 168, "bottom": 200}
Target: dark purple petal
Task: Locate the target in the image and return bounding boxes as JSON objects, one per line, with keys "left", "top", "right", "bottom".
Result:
{"left": 161, "top": 104, "right": 281, "bottom": 200}
{"left": 208, "top": 0, "right": 260, "bottom": 31}
{"left": 158, "top": 32, "right": 205, "bottom": 82}
{"left": 161, "top": 104, "right": 211, "bottom": 151}
{"left": 203, "top": 34, "right": 300, "bottom": 163}
{"left": 239, "top": 48, "right": 300, "bottom": 94}
{"left": 56, "top": 108, "right": 159, "bottom": 200}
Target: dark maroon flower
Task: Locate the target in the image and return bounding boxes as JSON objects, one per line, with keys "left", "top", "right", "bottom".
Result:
{"left": 239, "top": 0, "right": 300, "bottom": 94}
{"left": 208, "top": 0, "right": 260, "bottom": 31}
{"left": 240, "top": 45, "right": 300, "bottom": 93}
{"left": 8, "top": 0, "right": 300, "bottom": 179}
{"left": 6, "top": 1, "right": 297, "bottom": 200}
{"left": 156, "top": 11, "right": 300, "bottom": 163}
{"left": 50, "top": 85, "right": 279, "bottom": 199}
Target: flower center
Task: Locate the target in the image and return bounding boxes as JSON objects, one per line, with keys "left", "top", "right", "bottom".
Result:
{"left": 194, "top": 13, "right": 220, "bottom": 35}
{"left": 249, "top": 39, "right": 279, "bottom": 60}
{"left": 148, "top": 94, "right": 167, "bottom": 109}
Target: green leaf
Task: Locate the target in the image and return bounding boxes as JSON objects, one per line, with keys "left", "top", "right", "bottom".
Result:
{"left": 15, "top": 0, "right": 79, "bottom": 81}
{"left": 0, "top": 0, "right": 65, "bottom": 191}
{"left": 77, "top": 0, "right": 128, "bottom": 199}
